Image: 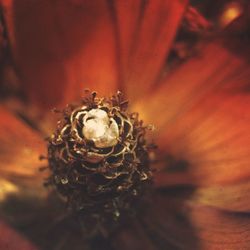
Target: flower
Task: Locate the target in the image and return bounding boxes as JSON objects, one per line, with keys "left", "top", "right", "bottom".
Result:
{"left": 0, "top": 0, "right": 250, "bottom": 249}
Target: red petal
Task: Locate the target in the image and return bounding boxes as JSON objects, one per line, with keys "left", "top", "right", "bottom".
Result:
{"left": 2, "top": 0, "right": 119, "bottom": 110}
{"left": 188, "top": 203, "right": 250, "bottom": 249}
{"left": 134, "top": 41, "right": 250, "bottom": 186}
{"left": 0, "top": 220, "right": 37, "bottom": 250}
{"left": 156, "top": 93, "right": 250, "bottom": 186}
{"left": 116, "top": 0, "right": 188, "bottom": 101}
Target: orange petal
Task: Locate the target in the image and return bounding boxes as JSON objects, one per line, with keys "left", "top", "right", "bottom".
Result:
{"left": 155, "top": 93, "right": 250, "bottom": 186}
{"left": 126, "top": 192, "right": 250, "bottom": 249}
{"left": 189, "top": 180, "right": 250, "bottom": 213}
{"left": 0, "top": 220, "right": 37, "bottom": 250}
{"left": 134, "top": 41, "right": 250, "bottom": 186}
{"left": 188, "top": 203, "right": 250, "bottom": 249}
{"left": 0, "top": 106, "right": 47, "bottom": 198}
{"left": 117, "top": 0, "right": 188, "bottom": 101}
{"left": 2, "top": 0, "right": 119, "bottom": 110}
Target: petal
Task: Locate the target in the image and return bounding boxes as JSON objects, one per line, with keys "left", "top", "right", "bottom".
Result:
{"left": 0, "top": 106, "right": 47, "bottom": 198}
{"left": 2, "top": 0, "right": 119, "bottom": 110}
{"left": 113, "top": 191, "right": 199, "bottom": 250}
{"left": 115, "top": 0, "right": 188, "bottom": 101}
{"left": 0, "top": 110, "right": 78, "bottom": 248}
{"left": 155, "top": 93, "right": 250, "bottom": 186}
{"left": 134, "top": 41, "right": 250, "bottom": 186}
{"left": 190, "top": 180, "right": 250, "bottom": 213}
{"left": 115, "top": 192, "right": 250, "bottom": 249}
{"left": 155, "top": 176, "right": 250, "bottom": 213}
{"left": 188, "top": 203, "right": 250, "bottom": 250}
{"left": 0, "top": 220, "right": 37, "bottom": 250}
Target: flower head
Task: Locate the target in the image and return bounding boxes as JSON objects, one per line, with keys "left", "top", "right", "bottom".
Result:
{"left": 47, "top": 91, "right": 152, "bottom": 234}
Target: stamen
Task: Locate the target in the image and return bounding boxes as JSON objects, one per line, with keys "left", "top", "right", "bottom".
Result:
{"left": 82, "top": 109, "right": 119, "bottom": 149}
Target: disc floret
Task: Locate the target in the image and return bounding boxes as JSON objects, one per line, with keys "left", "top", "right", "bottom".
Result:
{"left": 47, "top": 91, "right": 153, "bottom": 225}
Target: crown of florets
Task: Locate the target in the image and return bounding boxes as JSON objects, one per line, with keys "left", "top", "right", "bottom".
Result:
{"left": 47, "top": 91, "right": 153, "bottom": 223}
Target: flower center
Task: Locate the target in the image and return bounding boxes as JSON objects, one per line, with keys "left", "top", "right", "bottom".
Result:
{"left": 82, "top": 109, "right": 119, "bottom": 148}
{"left": 47, "top": 91, "right": 153, "bottom": 236}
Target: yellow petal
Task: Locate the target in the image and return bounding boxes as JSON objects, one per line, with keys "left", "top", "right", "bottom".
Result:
{"left": 0, "top": 178, "right": 19, "bottom": 201}
{"left": 190, "top": 181, "right": 250, "bottom": 213}
{"left": 0, "top": 106, "right": 47, "bottom": 199}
